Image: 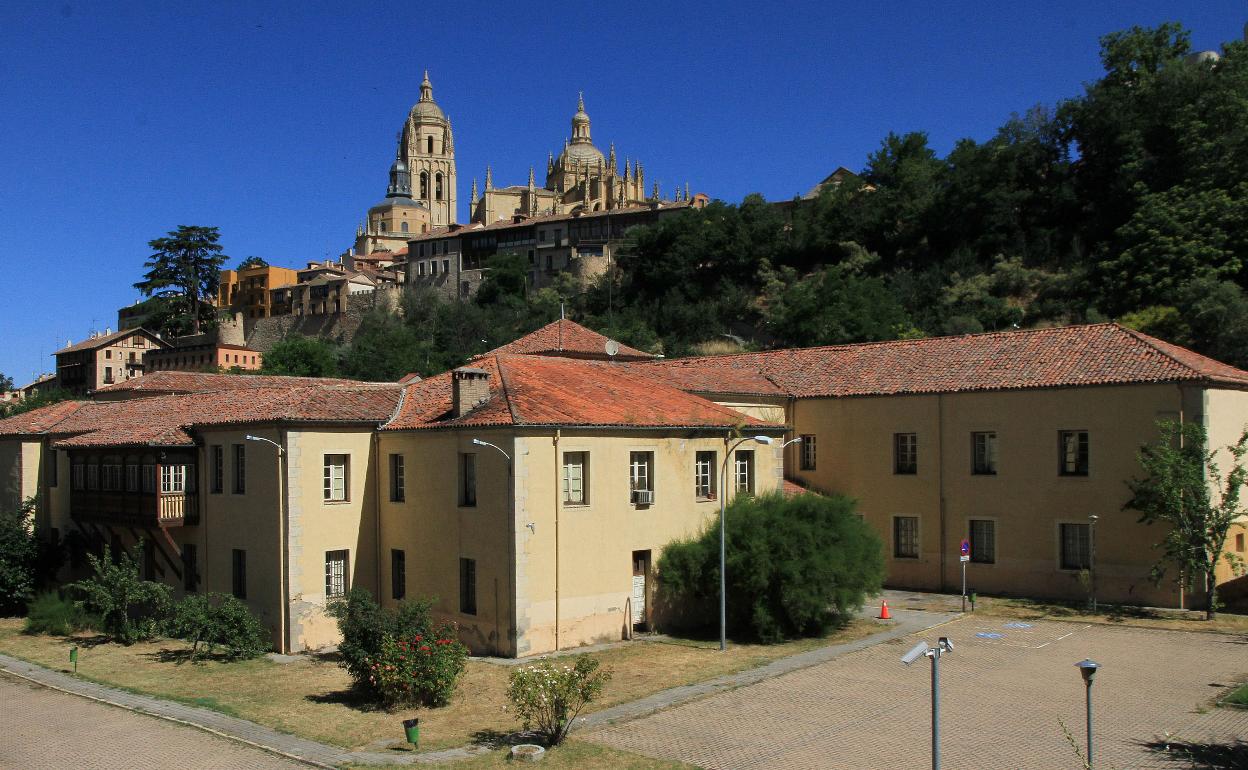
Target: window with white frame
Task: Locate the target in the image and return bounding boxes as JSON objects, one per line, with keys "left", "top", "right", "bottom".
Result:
{"left": 1059, "top": 431, "right": 1089, "bottom": 476}
{"left": 629, "top": 451, "right": 654, "bottom": 504}
{"left": 972, "top": 432, "right": 998, "bottom": 475}
{"left": 323, "top": 454, "right": 348, "bottom": 501}
{"left": 389, "top": 454, "right": 405, "bottom": 502}
{"left": 325, "top": 549, "right": 349, "bottom": 598}
{"left": 1060, "top": 523, "right": 1091, "bottom": 570}
{"left": 694, "top": 451, "right": 716, "bottom": 500}
{"left": 161, "top": 464, "right": 186, "bottom": 494}
{"left": 125, "top": 463, "right": 138, "bottom": 492}
{"left": 562, "top": 451, "right": 587, "bottom": 505}
{"left": 969, "top": 519, "right": 996, "bottom": 563}
{"left": 895, "top": 433, "right": 918, "bottom": 474}
{"left": 141, "top": 464, "right": 156, "bottom": 493}
{"left": 103, "top": 463, "right": 122, "bottom": 491}
{"left": 800, "top": 435, "right": 816, "bottom": 470}
{"left": 734, "top": 450, "right": 755, "bottom": 494}
{"left": 86, "top": 463, "right": 99, "bottom": 490}
{"left": 894, "top": 516, "right": 919, "bottom": 558}
{"left": 71, "top": 463, "right": 85, "bottom": 491}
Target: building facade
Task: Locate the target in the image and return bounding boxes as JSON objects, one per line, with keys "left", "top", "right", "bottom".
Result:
{"left": 53, "top": 328, "right": 169, "bottom": 395}
{"left": 216, "top": 265, "right": 300, "bottom": 319}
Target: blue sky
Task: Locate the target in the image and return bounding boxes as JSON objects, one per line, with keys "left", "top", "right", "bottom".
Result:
{"left": 0, "top": 1, "right": 1243, "bottom": 383}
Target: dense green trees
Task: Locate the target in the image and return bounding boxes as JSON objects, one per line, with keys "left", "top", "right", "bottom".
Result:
{"left": 135, "top": 225, "right": 228, "bottom": 337}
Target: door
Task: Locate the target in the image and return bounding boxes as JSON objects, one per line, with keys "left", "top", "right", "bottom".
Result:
{"left": 631, "top": 550, "right": 650, "bottom": 631}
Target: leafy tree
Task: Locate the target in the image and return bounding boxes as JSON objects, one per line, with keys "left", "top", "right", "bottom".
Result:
{"left": 135, "top": 225, "right": 228, "bottom": 336}
{"left": 1126, "top": 421, "right": 1248, "bottom": 619}
{"left": 341, "top": 310, "right": 425, "bottom": 381}
{"left": 0, "top": 497, "right": 38, "bottom": 615}
{"left": 165, "top": 593, "right": 269, "bottom": 660}
{"left": 658, "top": 491, "right": 885, "bottom": 642}
{"left": 261, "top": 336, "right": 341, "bottom": 377}
{"left": 0, "top": 372, "right": 12, "bottom": 392}
{"left": 69, "top": 543, "right": 171, "bottom": 643}
{"left": 236, "top": 256, "right": 269, "bottom": 270}
{"left": 1, "top": 387, "right": 74, "bottom": 419}
{"left": 765, "top": 263, "right": 911, "bottom": 347}
{"left": 475, "top": 252, "right": 529, "bottom": 307}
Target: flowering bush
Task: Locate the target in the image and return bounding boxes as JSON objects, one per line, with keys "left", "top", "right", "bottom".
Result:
{"left": 506, "top": 656, "right": 612, "bottom": 745}
{"left": 363, "top": 623, "right": 468, "bottom": 707}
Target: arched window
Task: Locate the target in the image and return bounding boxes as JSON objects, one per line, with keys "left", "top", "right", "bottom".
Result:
{"left": 401, "top": 221, "right": 409, "bottom": 233}
{"left": 435, "top": 173, "right": 443, "bottom": 201}
{"left": 379, "top": 220, "right": 387, "bottom": 232}
{"left": 426, "top": 136, "right": 434, "bottom": 154}
{"left": 419, "top": 172, "right": 429, "bottom": 199}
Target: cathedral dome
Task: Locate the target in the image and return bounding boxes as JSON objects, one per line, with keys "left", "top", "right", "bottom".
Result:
{"left": 559, "top": 141, "right": 605, "bottom": 166}
{"left": 370, "top": 197, "right": 425, "bottom": 212}
{"left": 408, "top": 71, "right": 446, "bottom": 123}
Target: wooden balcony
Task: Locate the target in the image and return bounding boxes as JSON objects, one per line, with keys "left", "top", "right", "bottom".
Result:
{"left": 70, "top": 490, "right": 199, "bottom": 528}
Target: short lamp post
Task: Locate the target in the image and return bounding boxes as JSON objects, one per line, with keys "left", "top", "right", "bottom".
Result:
{"left": 717, "top": 434, "right": 792, "bottom": 652}
{"left": 902, "top": 636, "right": 954, "bottom": 770}
{"left": 1076, "top": 659, "right": 1100, "bottom": 768}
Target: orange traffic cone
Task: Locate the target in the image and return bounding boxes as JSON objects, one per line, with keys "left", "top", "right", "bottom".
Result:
{"left": 878, "top": 600, "right": 891, "bottom": 620}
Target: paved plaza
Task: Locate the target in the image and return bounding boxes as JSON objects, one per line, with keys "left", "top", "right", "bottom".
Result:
{"left": 585, "top": 614, "right": 1248, "bottom": 769}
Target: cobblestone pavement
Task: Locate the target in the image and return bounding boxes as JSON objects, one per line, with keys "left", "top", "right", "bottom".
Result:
{"left": 585, "top": 615, "right": 1248, "bottom": 770}
{"left": 0, "top": 672, "right": 308, "bottom": 770}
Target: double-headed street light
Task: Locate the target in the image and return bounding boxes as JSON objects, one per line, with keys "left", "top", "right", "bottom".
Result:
{"left": 717, "top": 434, "right": 800, "bottom": 651}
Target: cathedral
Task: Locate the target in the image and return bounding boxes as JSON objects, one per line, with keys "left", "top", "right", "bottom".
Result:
{"left": 353, "top": 76, "right": 690, "bottom": 256}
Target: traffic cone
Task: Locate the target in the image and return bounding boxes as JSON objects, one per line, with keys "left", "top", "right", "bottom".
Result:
{"left": 878, "top": 600, "right": 891, "bottom": 620}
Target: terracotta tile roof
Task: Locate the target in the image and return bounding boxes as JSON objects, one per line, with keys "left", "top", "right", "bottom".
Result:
{"left": 94, "top": 371, "right": 371, "bottom": 398}
{"left": 481, "top": 320, "right": 654, "bottom": 361}
{"left": 632, "top": 323, "right": 1248, "bottom": 398}
{"left": 0, "top": 384, "right": 400, "bottom": 448}
{"left": 384, "top": 355, "right": 772, "bottom": 431}
{"left": 782, "top": 479, "right": 817, "bottom": 497}
{"left": 54, "top": 328, "right": 165, "bottom": 356}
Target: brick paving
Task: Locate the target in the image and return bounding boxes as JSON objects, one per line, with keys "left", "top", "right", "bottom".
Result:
{"left": 585, "top": 615, "right": 1248, "bottom": 770}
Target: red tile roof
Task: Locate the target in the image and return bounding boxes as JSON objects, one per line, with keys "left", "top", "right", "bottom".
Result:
{"left": 384, "top": 355, "right": 772, "bottom": 431}
{"left": 54, "top": 328, "right": 166, "bottom": 356}
{"left": 482, "top": 320, "right": 654, "bottom": 361}
{"left": 93, "top": 371, "right": 371, "bottom": 398}
{"left": 631, "top": 323, "right": 1248, "bottom": 398}
{"left": 0, "top": 401, "right": 88, "bottom": 436}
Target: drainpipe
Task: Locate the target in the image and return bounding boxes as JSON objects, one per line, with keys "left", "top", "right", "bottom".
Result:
{"left": 938, "top": 394, "right": 947, "bottom": 593}
{"left": 278, "top": 429, "right": 289, "bottom": 653}
{"left": 372, "top": 431, "right": 382, "bottom": 600}
{"left": 553, "top": 429, "right": 561, "bottom": 651}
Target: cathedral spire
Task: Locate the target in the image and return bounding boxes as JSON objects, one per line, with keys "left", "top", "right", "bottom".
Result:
{"left": 485, "top": 165, "right": 493, "bottom": 191}
{"left": 608, "top": 142, "right": 617, "bottom": 173}
{"left": 470, "top": 177, "right": 479, "bottom": 208}
{"left": 420, "top": 70, "right": 433, "bottom": 102}
{"left": 571, "top": 92, "right": 591, "bottom": 144}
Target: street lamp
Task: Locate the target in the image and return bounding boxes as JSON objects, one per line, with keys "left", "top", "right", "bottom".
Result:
{"left": 1088, "top": 515, "right": 1099, "bottom": 613}
{"left": 472, "top": 437, "right": 514, "bottom": 657}
{"left": 718, "top": 434, "right": 780, "bottom": 652}
{"left": 902, "top": 636, "right": 954, "bottom": 770}
{"left": 245, "top": 434, "right": 284, "bottom": 455}
{"left": 1076, "top": 658, "right": 1100, "bottom": 767}
{"left": 246, "top": 434, "right": 287, "bottom": 650}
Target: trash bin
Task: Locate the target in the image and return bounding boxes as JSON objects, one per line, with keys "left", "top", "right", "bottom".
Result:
{"left": 402, "top": 717, "right": 420, "bottom": 747}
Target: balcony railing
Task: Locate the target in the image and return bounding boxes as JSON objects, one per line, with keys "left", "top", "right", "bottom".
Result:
{"left": 71, "top": 490, "right": 198, "bottom": 528}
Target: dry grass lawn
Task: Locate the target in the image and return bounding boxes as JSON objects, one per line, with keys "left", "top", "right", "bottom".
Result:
{"left": 0, "top": 618, "right": 876, "bottom": 754}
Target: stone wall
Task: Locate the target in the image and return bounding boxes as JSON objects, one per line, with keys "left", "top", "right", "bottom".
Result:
{"left": 243, "top": 285, "right": 403, "bottom": 353}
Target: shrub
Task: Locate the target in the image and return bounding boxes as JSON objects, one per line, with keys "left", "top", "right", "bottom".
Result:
{"left": 658, "top": 491, "right": 885, "bottom": 643}
{"left": 24, "top": 591, "right": 94, "bottom": 636}
{"left": 166, "top": 593, "right": 270, "bottom": 661}
{"left": 507, "top": 656, "right": 612, "bottom": 746}
{"left": 0, "top": 498, "right": 38, "bottom": 615}
{"left": 328, "top": 588, "right": 467, "bottom": 706}
{"left": 68, "top": 543, "right": 171, "bottom": 644}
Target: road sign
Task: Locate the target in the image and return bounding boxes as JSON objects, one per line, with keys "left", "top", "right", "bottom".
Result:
{"left": 960, "top": 538, "right": 970, "bottom": 556}
{"left": 960, "top": 555, "right": 970, "bottom": 562}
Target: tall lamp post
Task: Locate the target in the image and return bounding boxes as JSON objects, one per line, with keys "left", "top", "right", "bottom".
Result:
{"left": 246, "top": 434, "right": 286, "bottom": 649}
{"left": 1087, "top": 515, "right": 1099, "bottom": 613}
{"left": 472, "top": 438, "right": 514, "bottom": 656}
{"left": 1076, "top": 659, "right": 1100, "bottom": 768}
{"left": 717, "top": 434, "right": 799, "bottom": 652}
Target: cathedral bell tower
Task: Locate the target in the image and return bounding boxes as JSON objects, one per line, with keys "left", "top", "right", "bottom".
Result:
{"left": 399, "top": 71, "right": 457, "bottom": 227}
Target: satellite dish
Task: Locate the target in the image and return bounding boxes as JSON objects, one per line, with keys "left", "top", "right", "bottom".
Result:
{"left": 605, "top": 339, "right": 620, "bottom": 358}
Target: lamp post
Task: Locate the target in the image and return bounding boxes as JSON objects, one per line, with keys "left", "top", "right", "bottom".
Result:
{"left": 472, "top": 438, "right": 514, "bottom": 656}
{"left": 902, "top": 636, "right": 954, "bottom": 770}
{"left": 246, "top": 434, "right": 286, "bottom": 650}
{"left": 718, "top": 434, "right": 781, "bottom": 651}
{"left": 1076, "top": 659, "right": 1100, "bottom": 767}
{"left": 1087, "top": 515, "right": 1099, "bottom": 613}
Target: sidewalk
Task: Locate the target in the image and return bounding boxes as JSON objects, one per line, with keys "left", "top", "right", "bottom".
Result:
{"left": 0, "top": 604, "right": 957, "bottom": 767}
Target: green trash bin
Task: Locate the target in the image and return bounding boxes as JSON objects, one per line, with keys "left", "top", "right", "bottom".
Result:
{"left": 403, "top": 717, "right": 419, "bottom": 747}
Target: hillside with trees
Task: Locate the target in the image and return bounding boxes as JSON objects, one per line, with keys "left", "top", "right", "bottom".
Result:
{"left": 264, "top": 22, "right": 1248, "bottom": 380}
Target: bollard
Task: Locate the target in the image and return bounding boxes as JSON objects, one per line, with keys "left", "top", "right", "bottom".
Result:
{"left": 69, "top": 646, "right": 78, "bottom": 674}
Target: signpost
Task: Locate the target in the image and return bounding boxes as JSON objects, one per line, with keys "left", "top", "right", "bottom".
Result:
{"left": 959, "top": 539, "right": 970, "bottom": 612}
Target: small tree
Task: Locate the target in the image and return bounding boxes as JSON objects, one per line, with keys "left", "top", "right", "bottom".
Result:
{"left": 166, "top": 593, "right": 270, "bottom": 661}
{"left": 236, "top": 256, "right": 269, "bottom": 270}
{"left": 135, "top": 225, "right": 228, "bottom": 336}
{"left": 261, "top": 336, "right": 341, "bottom": 377}
{"left": 1126, "top": 421, "right": 1248, "bottom": 619}
{"left": 507, "top": 656, "right": 612, "bottom": 746}
{"left": 0, "top": 497, "right": 38, "bottom": 615}
{"left": 69, "top": 543, "right": 171, "bottom": 643}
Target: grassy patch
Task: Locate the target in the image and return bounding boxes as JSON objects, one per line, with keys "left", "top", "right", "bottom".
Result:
{"left": 0, "top": 617, "right": 876, "bottom": 753}
{"left": 1223, "top": 683, "right": 1248, "bottom": 707}
{"left": 351, "top": 739, "right": 696, "bottom": 769}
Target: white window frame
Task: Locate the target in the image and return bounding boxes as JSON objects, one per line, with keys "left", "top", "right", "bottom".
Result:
{"left": 694, "top": 451, "right": 716, "bottom": 500}
{"left": 629, "top": 451, "right": 654, "bottom": 504}
{"left": 972, "top": 432, "right": 998, "bottom": 475}
{"left": 325, "top": 549, "right": 349, "bottom": 599}
{"left": 1058, "top": 521, "right": 1091, "bottom": 571}
{"left": 968, "top": 518, "right": 996, "bottom": 564}
{"left": 895, "top": 433, "right": 918, "bottom": 474}
{"left": 562, "top": 451, "right": 588, "bottom": 505}
{"left": 161, "top": 464, "right": 186, "bottom": 494}
{"left": 323, "top": 454, "right": 348, "bottom": 502}
{"left": 893, "top": 515, "right": 920, "bottom": 559}
{"left": 734, "top": 450, "right": 754, "bottom": 495}
{"left": 800, "top": 435, "right": 816, "bottom": 471}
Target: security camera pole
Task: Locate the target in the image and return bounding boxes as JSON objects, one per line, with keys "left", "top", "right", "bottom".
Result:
{"left": 902, "top": 636, "right": 954, "bottom": 770}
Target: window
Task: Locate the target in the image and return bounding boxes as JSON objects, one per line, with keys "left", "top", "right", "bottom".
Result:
{"left": 800, "top": 435, "right": 816, "bottom": 470}
{"left": 972, "top": 432, "right": 998, "bottom": 475}
{"left": 324, "top": 454, "right": 348, "bottom": 501}
{"left": 734, "top": 450, "right": 755, "bottom": 495}
{"left": 562, "top": 451, "right": 587, "bottom": 505}
{"left": 161, "top": 464, "right": 186, "bottom": 494}
{"left": 72, "top": 463, "right": 84, "bottom": 491}
{"left": 141, "top": 464, "right": 156, "bottom": 493}
{"left": 459, "top": 558, "right": 477, "bottom": 615}
{"left": 211, "top": 445, "right": 224, "bottom": 493}
{"left": 420, "top": 171, "right": 429, "bottom": 198}
{"left": 400, "top": 221, "right": 409, "bottom": 233}
{"left": 1060, "top": 523, "right": 1091, "bottom": 570}
{"left": 182, "top": 544, "right": 197, "bottom": 592}
{"left": 325, "top": 549, "right": 349, "bottom": 599}
{"left": 893, "top": 516, "right": 919, "bottom": 558}
{"left": 389, "top": 454, "right": 405, "bottom": 502}
{"left": 46, "top": 450, "right": 57, "bottom": 487}
{"left": 436, "top": 173, "right": 443, "bottom": 200}
{"left": 391, "top": 549, "right": 406, "bottom": 600}
{"left": 231, "top": 549, "right": 247, "bottom": 599}
{"left": 125, "top": 464, "right": 138, "bottom": 492}
{"left": 442, "top": 259, "right": 449, "bottom": 274}
{"left": 426, "top": 135, "right": 433, "bottom": 154}
{"left": 103, "top": 366, "right": 113, "bottom": 384}
{"left": 86, "top": 463, "right": 99, "bottom": 490}
{"left": 894, "top": 433, "right": 918, "bottom": 475}
{"left": 1236, "top": 533, "right": 1245, "bottom": 552}
{"left": 430, "top": 260, "right": 438, "bottom": 275}
{"left": 233, "top": 444, "right": 246, "bottom": 494}
{"left": 1059, "top": 431, "right": 1089, "bottom": 476}
{"left": 629, "top": 451, "right": 654, "bottom": 504}
{"left": 101, "top": 463, "right": 121, "bottom": 491}
{"left": 459, "top": 453, "right": 477, "bottom": 507}
{"left": 969, "top": 519, "right": 996, "bottom": 564}
{"left": 694, "top": 451, "right": 716, "bottom": 500}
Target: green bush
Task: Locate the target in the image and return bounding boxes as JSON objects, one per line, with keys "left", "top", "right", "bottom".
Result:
{"left": 68, "top": 543, "right": 171, "bottom": 645}
{"left": 507, "top": 656, "right": 612, "bottom": 746}
{"left": 657, "top": 491, "right": 885, "bottom": 642}
{"left": 165, "top": 593, "right": 270, "bottom": 661}
{"left": 24, "top": 591, "right": 94, "bottom": 636}
{"left": 0, "top": 498, "right": 38, "bottom": 615}
{"left": 328, "top": 588, "right": 467, "bottom": 706}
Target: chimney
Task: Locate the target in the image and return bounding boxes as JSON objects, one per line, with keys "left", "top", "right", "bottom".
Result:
{"left": 452, "top": 367, "right": 491, "bottom": 417}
